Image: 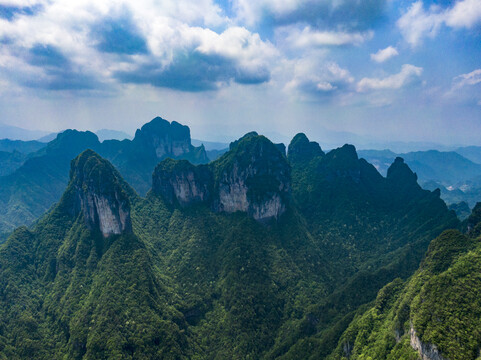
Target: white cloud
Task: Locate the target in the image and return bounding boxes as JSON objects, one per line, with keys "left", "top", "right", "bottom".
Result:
{"left": 0, "top": 0, "right": 44, "bottom": 6}
{"left": 0, "top": 0, "right": 279, "bottom": 91}
{"left": 357, "top": 64, "right": 423, "bottom": 92}
{"left": 286, "top": 57, "right": 354, "bottom": 97}
{"left": 280, "top": 26, "right": 373, "bottom": 48}
{"left": 370, "top": 46, "right": 399, "bottom": 63}
{"left": 397, "top": 0, "right": 481, "bottom": 47}
{"left": 453, "top": 69, "right": 481, "bottom": 88}
{"left": 445, "top": 0, "right": 481, "bottom": 28}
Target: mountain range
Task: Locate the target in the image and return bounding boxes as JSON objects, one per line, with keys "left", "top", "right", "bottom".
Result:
{"left": 1, "top": 118, "right": 472, "bottom": 359}
{"left": 0, "top": 117, "right": 208, "bottom": 239}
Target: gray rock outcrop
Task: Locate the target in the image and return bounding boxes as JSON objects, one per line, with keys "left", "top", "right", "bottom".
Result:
{"left": 70, "top": 149, "right": 132, "bottom": 237}
{"left": 152, "top": 133, "right": 291, "bottom": 223}
{"left": 410, "top": 325, "right": 447, "bottom": 360}
{"left": 152, "top": 159, "right": 212, "bottom": 206}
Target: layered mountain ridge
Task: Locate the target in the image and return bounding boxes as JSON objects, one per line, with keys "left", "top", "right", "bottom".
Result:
{"left": 0, "top": 116, "right": 208, "bottom": 237}
{"left": 0, "top": 124, "right": 464, "bottom": 359}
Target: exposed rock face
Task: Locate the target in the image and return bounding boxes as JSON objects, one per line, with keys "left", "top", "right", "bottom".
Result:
{"left": 133, "top": 117, "right": 207, "bottom": 161}
{"left": 152, "top": 159, "right": 212, "bottom": 206}
{"left": 214, "top": 133, "right": 291, "bottom": 222}
{"left": 70, "top": 150, "right": 132, "bottom": 237}
{"left": 153, "top": 133, "right": 291, "bottom": 223}
{"left": 467, "top": 202, "right": 481, "bottom": 236}
{"left": 410, "top": 325, "right": 447, "bottom": 360}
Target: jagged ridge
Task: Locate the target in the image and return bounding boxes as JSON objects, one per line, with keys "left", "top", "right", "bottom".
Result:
{"left": 152, "top": 132, "right": 291, "bottom": 222}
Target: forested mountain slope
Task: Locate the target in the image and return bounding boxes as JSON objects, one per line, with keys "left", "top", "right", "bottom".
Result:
{"left": 329, "top": 204, "right": 481, "bottom": 360}
{"left": 0, "top": 132, "right": 459, "bottom": 359}
{"left": 0, "top": 117, "right": 208, "bottom": 237}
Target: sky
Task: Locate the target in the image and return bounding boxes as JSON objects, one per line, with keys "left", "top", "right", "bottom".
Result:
{"left": 0, "top": 0, "right": 480, "bottom": 148}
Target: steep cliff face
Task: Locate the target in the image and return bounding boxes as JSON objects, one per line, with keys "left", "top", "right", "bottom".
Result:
{"left": 69, "top": 149, "right": 132, "bottom": 237}
{"left": 214, "top": 134, "right": 290, "bottom": 221}
{"left": 152, "top": 158, "right": 212, "bottom": 206}
{"left": 410, "top": 326, "right": 447, "bottom": 360}
{"left": 387, "top": 157, "right": 420, "bottom": 191}
{"left": 133, "top": 117, "right": 207, "bottom": 162}
{"left": 153, "top": 132, "right": 291, "bottom": 222}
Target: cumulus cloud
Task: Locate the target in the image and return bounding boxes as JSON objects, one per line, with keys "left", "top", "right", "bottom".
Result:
{"left": 279, "top": 26, "right": 373, "bottom": 49}
{"left": 286, "top": 58, "right": 354, "bottom": 98}
{"left": 0, "top": 0, "right": 279, "bottom": 92}
{"left": 357, "top": 64, "right": 423, "bottom": 92}
{"left": 115, "top": 26, "right": 277, "bottom": 91}
{"left": 370, "top": 46, "right": 398, "bottom": 63}
{"left": 397, "top": 0, "right": 481, "bottom": 47}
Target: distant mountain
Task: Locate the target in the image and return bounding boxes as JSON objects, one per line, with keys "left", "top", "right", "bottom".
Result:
{"left": 358, "top": 149, "right": 481, "bottom": 207}
{"left": 0, "top": 117, "right": 209, "bottom": 237}
{"left": 0, "top": 134, "right": 458, "bottom": 358}
{"left": 358, "top": 149, "right": 481, "bottom": 184}
{"left": 95, "top": 129, "right": 133, "bottom": 142}
{"left": 0, "top": 123, "right": 51, "bottom": 141}
{"left": 0, "top": 139, "right": 46, "bottom": 154}
{"left": 0, "top": 140, "right": 47, "bottom": 177}
{"left": 456, "top": 145, "right": 481, "bottom": 164}
{"left": 329, "top": 204, "right": 481, "bottom": 359}
{"left": 37, "top": 132, "right": 59, "bottom": 142}
{"left": 0, "top": 151, "right": 27, "bottom": 177}
{"left": 191, "top": 138, "right": 229, "bottom": 150}
{"left": 448, "top": 201, "right": 471, "bottom": 220}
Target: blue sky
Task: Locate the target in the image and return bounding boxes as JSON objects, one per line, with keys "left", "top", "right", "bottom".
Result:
{"left": 0, "top": 0, "right": 480, "bottom": 147}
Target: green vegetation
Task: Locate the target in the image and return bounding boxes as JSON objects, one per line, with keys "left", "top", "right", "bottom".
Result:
{"left": 0, "top": 118, "right": 208, "bottom": 235}
{"left": 0, "top": 133, "right": 464, "bottom": 359}
{"left": 328, "top": 208, "right": 481, "bottom": 359}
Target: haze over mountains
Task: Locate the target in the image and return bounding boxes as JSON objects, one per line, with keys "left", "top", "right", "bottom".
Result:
{"left": 3, "top": 117, "right": 480, "bottom": 238}
{"left": 1, "top": 115, "right": 481, "bottom": 359}
{"left": 0, "top": 118, "right": 468, "bottom": 359}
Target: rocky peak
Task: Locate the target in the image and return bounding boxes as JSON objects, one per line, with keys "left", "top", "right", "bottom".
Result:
{"left": 387, "top": 157, "right": 421, "bottom": 194}
{"left": 466, "top": 202, "right": 481, "bottom": 236}
{"left": 288, "top": 133, "right": 324, "bottom": 162}
{"left": 46, "top": 129, "right": 100, "bottom": 157}
{"left": 152, "top": 133, "right": 291, "bottom": 223}
{"left": 387, "top": 157, "right": 418, "bottom": 183}
{"left": 213, "top": 133, "right": 291, "bottom": 222}
{"left": 322, "top": 144, "right": 361, "bottom": 183}
{"left": 133, "top": 117, "right": 193, "bottom": 158}
{"left": 69, "top": 150, "right": 132, "bottom": 237}
{"left": 152, "top": 159, "right": 212, "bottom": 207}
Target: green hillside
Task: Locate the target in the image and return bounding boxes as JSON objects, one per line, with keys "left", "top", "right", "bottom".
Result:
{"left": 0, "top": 117, "right": 208, "bottom": 237}
{"left": 0, "top": 132, "right": 460, "bottom": 359}
{"left": 328, "top": 206, "right": 481, "bottom": 360}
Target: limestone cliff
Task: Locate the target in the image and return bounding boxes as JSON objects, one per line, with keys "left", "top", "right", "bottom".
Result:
{"left": 152, "top": 159, "right": 212, "bottom": 206}
{"left": 152, "top": 132, "right": 291, "bottom": 222}
{"left": 69, "top": 149, "right": 132, "bottom": 237}
{"left": 132, "top": 117, "right": 208, "bottom": 163}
{"left": 410, "top": 326, "right": 447, "bottom": 360}
{"left": 213, "top": 133, "right": 291, "bottom": 222}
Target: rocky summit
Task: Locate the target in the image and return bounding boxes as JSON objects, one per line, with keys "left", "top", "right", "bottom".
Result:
{"left": 152, "top": 132, "right": 290, "bottom": 222}
{"left": 152, "top": 158, "right": 212, "bottom": 207}
{"left": 69, "top": 149, "right": 132, "bottom": 237}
